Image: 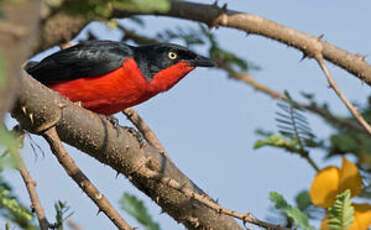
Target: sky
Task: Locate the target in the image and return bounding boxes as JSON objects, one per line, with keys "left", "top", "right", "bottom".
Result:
{"left": 4, "top": 0, "right": 371, "bottom": 229}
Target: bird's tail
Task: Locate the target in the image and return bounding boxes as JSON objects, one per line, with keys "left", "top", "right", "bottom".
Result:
{"left": 24, "top": 61, "right": 39, "bottom": 73}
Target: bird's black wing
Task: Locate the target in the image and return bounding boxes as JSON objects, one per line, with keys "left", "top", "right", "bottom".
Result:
{"left": 26, "top": 41, "right": 134, "bottom": 84}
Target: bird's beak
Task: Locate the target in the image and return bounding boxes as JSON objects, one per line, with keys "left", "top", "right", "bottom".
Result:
{"left": 190, "top": 55, "right": 215, "bottom": 67}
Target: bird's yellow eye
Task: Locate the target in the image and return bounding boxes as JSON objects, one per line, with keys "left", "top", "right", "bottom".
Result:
{"left": 168, "top": 51, "right": 177, "bottom": 60}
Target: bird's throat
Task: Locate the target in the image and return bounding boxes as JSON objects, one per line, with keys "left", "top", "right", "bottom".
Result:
{"left": 148, "top": 62, "right": 195, "bottom": 93}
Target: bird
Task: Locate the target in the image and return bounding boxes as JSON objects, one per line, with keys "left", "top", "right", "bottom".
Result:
{"left": 25, "top": 40, "right": 215, "bottom": 115}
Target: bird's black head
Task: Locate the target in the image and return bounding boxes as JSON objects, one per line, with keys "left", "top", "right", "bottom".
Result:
{"left": 133, "top": 43, "right": 214, "bottom": 81}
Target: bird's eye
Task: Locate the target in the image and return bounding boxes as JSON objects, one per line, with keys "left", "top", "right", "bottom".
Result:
{"left": 168, "top": 52, "right": 177, "bottom": 60}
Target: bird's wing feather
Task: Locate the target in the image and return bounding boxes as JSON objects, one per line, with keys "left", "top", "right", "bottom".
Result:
{"left": 27, "top": 41, "right": 134, "bottom": 84}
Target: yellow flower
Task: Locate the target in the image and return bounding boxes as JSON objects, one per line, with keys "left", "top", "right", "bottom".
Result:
{"left": 310, "top": 157, "right": 371, "bottom": 230}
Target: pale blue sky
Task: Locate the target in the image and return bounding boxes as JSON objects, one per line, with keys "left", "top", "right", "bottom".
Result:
{"left": 5, "top": 1, "right": 371, "bottom": 229}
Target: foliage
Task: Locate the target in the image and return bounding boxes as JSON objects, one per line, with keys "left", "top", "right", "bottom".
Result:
{"left": 120, "top": 193, "right": 161, "bottom": 230}
{"left": 327, "top": 190, "right": 354, "bottom": 230}
{"left": 270, "top": 192, "right": 315, "bottom": 230}
{"left": 301, "top": 93, "right": 371, "bottom": 170}
{"left": 114, "top": 0, "right": 170, "bottom": 13}
{"left": 63, "top": 0, "right": 171, "bottom": 19}
{"left": 295, "top": 190, "right": 312, "bottom": 213}
{"left": 52, "top": 201, "right": 73, "bottom": 230}
{"left": 254, "top": 91, "right": 321, "bottom": 157}
{"left": 0, "top": 177, "right": 35, "bottom": 230}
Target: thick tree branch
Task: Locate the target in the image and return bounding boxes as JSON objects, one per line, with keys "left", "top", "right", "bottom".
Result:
{"left": 113, "top": 1, "right": 371, "bottom": 85}
{"left": 42, "top": 127, "right": 133, "bottom": 230}
{"left": 0, "top": 0, "right": 41, "bottom": 121}
{"left": 12, "top": 72, "right": 246, "bottom": 230}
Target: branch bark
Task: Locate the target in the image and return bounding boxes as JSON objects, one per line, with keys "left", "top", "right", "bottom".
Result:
{"left": 12, "top": 72, "right": 245, "bottom": 230}
{"left": 112, "top": 1, "right": 371, "bottom": 85}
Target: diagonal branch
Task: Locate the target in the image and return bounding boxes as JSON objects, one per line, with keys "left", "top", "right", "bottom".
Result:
{"left": 226, "top": 70, "right": 368, "bottom": 135}
{"left": 42, "top": 127, "right": 133, "bottom": 230}
{"left": 12, "top": 72, "right": 245, "bottom": 229}
{"left": 18, "top": 151, "right": 49, "bottom": 230}
{"left": 314, "top": 53, "right": 371, "bottom": 135}
{"left": 122, "top": 108, "right": 170, "bottom": 159}
{"left": 112, "top": 1, "right": 371, "bottom": 85}
{"left": 138, "top": 166, "right": 289, "bottom": 230}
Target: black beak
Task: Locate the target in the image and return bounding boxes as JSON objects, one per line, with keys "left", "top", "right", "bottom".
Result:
{"left": 190, "top": 55, "right": 215, "bottom": 67}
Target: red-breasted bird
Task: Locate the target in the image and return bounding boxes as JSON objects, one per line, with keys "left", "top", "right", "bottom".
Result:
{"left": 26, "top": 41, "right": 214, "bottom": 115}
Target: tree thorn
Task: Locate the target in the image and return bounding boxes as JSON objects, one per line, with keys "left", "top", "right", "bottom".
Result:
{"left": 96, "top": 209, "right": 103, "bottom": 215}
{"left": 222, "top": 3, "right": 228, "bottom": 11}
{"left": 21, "top": 106, "right": 27, "bottom": 115}
{"left": 29, "top": 113, "right": 34, "bottom": 124}
{"left": 317, "top": 34, "right": 324, "bottom": 41}
{"left": 300, "top": 53, "right": 308, "bottom": 62}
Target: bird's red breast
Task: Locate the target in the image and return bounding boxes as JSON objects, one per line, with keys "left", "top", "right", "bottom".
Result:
{"left": 48, "top": 58, "right": 195, "bottom": 115}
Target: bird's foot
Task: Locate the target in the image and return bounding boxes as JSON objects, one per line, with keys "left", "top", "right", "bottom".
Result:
{"left": 99, "top": 115, "right": 121, "bottom": 136}
{"left": 124, "top": 126, "right": 144, "bottom": 147}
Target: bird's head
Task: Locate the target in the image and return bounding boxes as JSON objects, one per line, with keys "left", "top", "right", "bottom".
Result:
{"left": 133, "top": 43, "right": 214, "bottom": 92}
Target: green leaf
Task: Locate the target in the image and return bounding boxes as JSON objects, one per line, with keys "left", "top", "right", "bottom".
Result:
{"left": 270, "top": 192, "right": 315, "bottom": 230}
{"left": 0, "top": 178, "right": 35, "bottom": 229}
{"left": 327, "top": 189, "right": 354, "bottom": 230}
{"left": 254, "top": 135, "right": 300, "bottom": 153}
{"left": 120, "top": 193, "right": 160, "bottom": 230}
{"left": 54, "top": 201, "right": 73, "bottom": 230}
{"left": 295, "top": 190, "right": 312, "bottom": 212}
{"left": 114, "top": 0, "right": 170, "bottom": 13}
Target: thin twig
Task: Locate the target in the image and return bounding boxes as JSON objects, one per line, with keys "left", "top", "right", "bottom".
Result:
{"left": 227, "top": 70, "right": 368, "bottom": 134}
{"left": 18, "top": 154, "right": 50, "bottom": 230}
{"left": 314, "top": 53, "right": 371, "bottom": 135}
{"left": 11, "top": 126, "right": 49, "bottom": 230}
{"left": 138, "top": 166, "right": 289, "bottom": 230}
{"left": 122, "top": 108, "right": 171, "bottom": 159}
{"left": 42, "top": 127, "right": 133, "bottom": 230}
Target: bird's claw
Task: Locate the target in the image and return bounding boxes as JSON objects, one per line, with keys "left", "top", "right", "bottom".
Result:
{"left": 124, "top": 126, "right": 144, "bottom": 146}
{"left": 99, "top": 115, "right": 121, "bottom": 136}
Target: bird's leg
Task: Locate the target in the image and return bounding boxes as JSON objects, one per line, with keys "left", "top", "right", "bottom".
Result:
{"left": 105, "top": 115, "right": 120, "bottom": 127}
{"left": 99, "top": 115, "right": 121, "bottom": 136}
{"left": 124, "top": 126, "right": 144, "bottom": 147}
